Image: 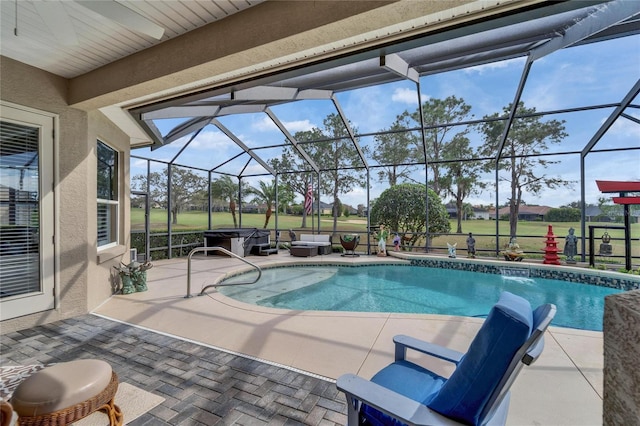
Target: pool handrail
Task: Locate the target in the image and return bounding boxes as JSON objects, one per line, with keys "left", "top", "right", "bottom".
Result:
{"left": 185, "top": 246, "right": 262, "bottom": 298}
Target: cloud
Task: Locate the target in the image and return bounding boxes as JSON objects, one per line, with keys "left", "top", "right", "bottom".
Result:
{"left": 193, "top": 129, "right": 237, "bottom": 149}
{"left": 252, "top": 116, "right": 316, "bottom": 133}
{"left": 608, "top": 112, "right": 640, "bottom": 138}
{"left": 285, "top": 119, "right": 316, "bottom": 132}
{"left": 391, "top": 87, "right": 425, "bottom": 104}
{"left": 131, "top": 159, "right": 149, "bottom": 168}
{"left": 252, "top": 116, "right": 277, "bottom": 131}
{"left": 464, "top": 57, "right": 522, "bottom": 75}
{"left": 242, "top": 164, "right": 273, "bottom": 178}
{"left": 162, "top": 122, "right": 230, "bottom": 150}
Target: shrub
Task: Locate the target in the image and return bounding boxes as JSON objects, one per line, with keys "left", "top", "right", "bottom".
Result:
{"left": 370, "top": 183, "right": 450, "bottom": 248}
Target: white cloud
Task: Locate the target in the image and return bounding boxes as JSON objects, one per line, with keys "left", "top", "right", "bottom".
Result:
{"left": 132, "top": 159, "right": 148, "bottom": 168}
{"left": 285, "top": 119, "right": 316, "bottom": 132}
{"left": 391, "top": 87, "right": 425, "bottom": 105}
{"left": 194, "top": 129, "right": 237, "bottom": 149}
{"left": 464, "top": 57, "right": 523, "bottom": 75}
{"left": 252, "top": 116, "right": 278, "bottom": 132}
{"left": 252, "top": 116, "right": 315, "bottom": 133}
{"left": 608, "top": 113, "right": 640, "bottom": 138}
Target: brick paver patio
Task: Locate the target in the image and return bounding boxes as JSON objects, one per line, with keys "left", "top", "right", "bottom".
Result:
{"left": 0, "top": 315, "right": 348, "bottom": 425}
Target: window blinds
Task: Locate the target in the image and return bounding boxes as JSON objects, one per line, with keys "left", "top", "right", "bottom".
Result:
{"left": 0, "top": 121, "right": 41, "bottom": 299}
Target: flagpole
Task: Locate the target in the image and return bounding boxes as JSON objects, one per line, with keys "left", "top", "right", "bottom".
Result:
{"left": 304, "top": 179, "right": 314, "bottom": 233}
{"left": 310, "top": 177, "right": 314, "bottom": 233}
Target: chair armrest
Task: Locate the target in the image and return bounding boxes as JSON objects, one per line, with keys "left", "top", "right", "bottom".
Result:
{"left": 394, "top": 335, "right": 464, "bottom": 363}
{"left": 336, "top": 374, "right": 462, "bottom": 426}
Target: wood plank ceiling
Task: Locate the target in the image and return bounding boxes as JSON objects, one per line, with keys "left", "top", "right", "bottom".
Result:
{"left": 0, "top": 0, "right": 264, "bottom": 79}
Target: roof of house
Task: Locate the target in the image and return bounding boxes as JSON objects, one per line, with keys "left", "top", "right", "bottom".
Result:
{"left": 490, "top": 205, "right": 552, "bottom": 216}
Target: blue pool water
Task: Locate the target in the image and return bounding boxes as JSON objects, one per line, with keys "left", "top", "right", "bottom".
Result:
{"left": 218, "top": 265, "right": 623, "bottom": 331}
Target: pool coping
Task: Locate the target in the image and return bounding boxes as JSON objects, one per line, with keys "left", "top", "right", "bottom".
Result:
{"left": 216, "top": 252, "right": 640, "bottom": 291}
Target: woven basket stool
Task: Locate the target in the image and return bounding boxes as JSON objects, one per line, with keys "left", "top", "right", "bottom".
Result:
{"left": 10, "top": 359, "right": 123, "bottom": 426}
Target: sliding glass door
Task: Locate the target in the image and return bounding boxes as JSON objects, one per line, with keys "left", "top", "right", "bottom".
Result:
{"left": 0, "top": 103, "right": 55, "bottom": 320}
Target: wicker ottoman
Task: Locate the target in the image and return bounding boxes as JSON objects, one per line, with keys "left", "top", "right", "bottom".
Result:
{"left": 10, "top": 359, "right": 123, "bottom": 426}
{"left": 290, "top": 245, "right": 317, "bottom": 257}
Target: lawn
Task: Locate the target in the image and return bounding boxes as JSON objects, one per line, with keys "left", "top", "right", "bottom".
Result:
{"left": 131, "top": 208, "right": 639, "bottom": 258}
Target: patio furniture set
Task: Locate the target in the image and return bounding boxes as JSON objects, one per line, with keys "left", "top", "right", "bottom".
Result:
{"left": 289, "top": 233, "right": 332, "bottom": 257}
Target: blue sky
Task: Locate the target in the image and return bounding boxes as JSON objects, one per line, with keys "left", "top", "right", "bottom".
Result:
{"left": 132, "top": 34, "right": 639, "bottom": 209}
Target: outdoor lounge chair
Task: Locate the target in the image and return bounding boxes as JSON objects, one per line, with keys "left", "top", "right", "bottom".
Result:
{"left": 336, "top": 292, "right": 556, "bottom": 426}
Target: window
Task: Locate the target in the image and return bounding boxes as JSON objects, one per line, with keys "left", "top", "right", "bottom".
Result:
{"left": 97, "top": 140, "right": 119, "bottom": 248}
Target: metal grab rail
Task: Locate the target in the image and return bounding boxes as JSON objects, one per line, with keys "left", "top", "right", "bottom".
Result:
{"left": 185, "top": 246, "right": 262, "bottom": 298}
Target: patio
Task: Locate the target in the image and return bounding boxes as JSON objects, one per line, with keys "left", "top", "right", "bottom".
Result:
{"left": 1, "top": 252, "right": 605, "bottom": 425}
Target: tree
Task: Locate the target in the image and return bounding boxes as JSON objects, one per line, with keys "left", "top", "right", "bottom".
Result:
{"left": 211, "top": 175, "right": 239, "bottom": 227}
{"left": 546, "top": 207, "right": 580, "bottom": 222}
{"left": 598, "top": 197, "right": 623, "bottom": 222}
{"left": 462, "top": 202, "right": 475, "bottom": 220}
{"left": 562, "top": 200, "right": 583, "bottom": 209}
{"left": 293, "top": 113, "right": 366, "bottom": 234}
{"left": 247, "top": 180, "right": 275, "bottom": 228}
{"left": 132, "top": 166, "right": 207, "bottom": 225}
{"left": 442, "top": 134, "right": 485, "bottom": 233}
{"left": 269, "top": 156, "right": 314, "bottom": 228}
{"left": 372, "top": 114, "right": 417, "bottom": 186}
{"left": 370, "top": 183, "right": 450, "bottom": 248}
{"left": 478, "top": 102, "right": 569, "bottom": 237}
{"left": 410, "top": 96, "right": 474, "bottom": 197}
{"left": 275, "top": 183, "right": 295, "bottom": 215}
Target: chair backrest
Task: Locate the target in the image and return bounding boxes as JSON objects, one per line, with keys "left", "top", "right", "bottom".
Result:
{"left": 427, "top": 292, "right": 555, "bottom": 425}
{"left": 479, "top": 302, "right": 556, "bottom": 424}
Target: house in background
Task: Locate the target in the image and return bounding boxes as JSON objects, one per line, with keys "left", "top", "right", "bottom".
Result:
{"left": 585, "top": 205, "right": 608, "bottom": 222}
{"left": 472, "top": 206, "right": 491, "bottom": 220}
{"left": 489, "top": 205, "right": 552, "bottom": 221}
{"left": 446, "top": 203, "right": 491, "bottom": 220}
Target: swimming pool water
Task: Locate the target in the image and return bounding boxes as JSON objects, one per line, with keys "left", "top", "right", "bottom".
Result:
{"left": 218, "top": 265, "right": 623, "bottom": 331}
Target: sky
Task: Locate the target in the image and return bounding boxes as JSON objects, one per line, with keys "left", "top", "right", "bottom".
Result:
{"left": 131, "top": 34, "right": 640, "bottom": 210}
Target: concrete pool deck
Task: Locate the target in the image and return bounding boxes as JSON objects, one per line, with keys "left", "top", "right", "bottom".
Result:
{"left": 93, "top": 251, "right": 611, "bottom": 425}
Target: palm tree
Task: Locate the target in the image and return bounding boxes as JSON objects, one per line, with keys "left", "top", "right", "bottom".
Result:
{"left": 211, "top": 176, "right": 239, "bottom": 227}
{"left": 248, "top": 180, "right": 276, "bottom": 228}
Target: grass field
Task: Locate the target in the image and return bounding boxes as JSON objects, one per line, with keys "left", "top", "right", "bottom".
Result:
{"left": 131, "top": 208, "right": 639, "bottom": 258}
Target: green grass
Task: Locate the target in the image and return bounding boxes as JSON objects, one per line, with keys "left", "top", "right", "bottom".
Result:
{"left": 131, "top": 208, "right": 639, "bottom": 257}
{"left": 130, "top": 208, "right": 369, "bottom": 232}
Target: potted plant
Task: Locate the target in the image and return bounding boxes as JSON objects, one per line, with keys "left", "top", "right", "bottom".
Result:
{"left": 114, "top": 261, "right": 153, "bottom": 294}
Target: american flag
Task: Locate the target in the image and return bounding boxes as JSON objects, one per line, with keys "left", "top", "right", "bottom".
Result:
{"left": 304, "top": 184, "right": 313, "bottom": 215}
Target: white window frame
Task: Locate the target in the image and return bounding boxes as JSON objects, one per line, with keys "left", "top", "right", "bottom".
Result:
{"left": 97, "top": 140, "right": 120, "bottom": 250}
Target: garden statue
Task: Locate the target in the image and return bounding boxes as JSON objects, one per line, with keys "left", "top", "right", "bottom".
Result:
{"left": 502, "top": 237, "right": 524, "bottom": 261}
{"left": 466, "top": 232, "right": 476, "bottom": 258}
{"left": 393, "top": 233, "right": 401, "bottom": 251}
{"left": 563, "top": 227, "right": 578, "bottom": 264}
{"left": 600, "top": 231, "right": 613, "bottom": 256}
{"left": 375, "top": 224, "right": 389, "bottom": 256}
{"left": 447, "top": 242, "right": 457, "bottom": 258}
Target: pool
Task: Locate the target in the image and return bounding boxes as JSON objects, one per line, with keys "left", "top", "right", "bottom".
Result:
{"left": 218, "top": 264, "right": 625, "bottom": 331}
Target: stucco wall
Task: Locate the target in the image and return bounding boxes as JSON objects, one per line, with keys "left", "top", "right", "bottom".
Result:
{"left": 603, "top": 289, "right": 640, "bottom": 424}
{"left": 0, "top": 57, "right": 129, "bottom": 332}
{"left": 87, "top": 110, "right": 131, "bottom": 310}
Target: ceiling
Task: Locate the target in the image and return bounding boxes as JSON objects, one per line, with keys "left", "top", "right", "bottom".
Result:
{"left": 0, "top": 0, "right": 264, "bottom": 78}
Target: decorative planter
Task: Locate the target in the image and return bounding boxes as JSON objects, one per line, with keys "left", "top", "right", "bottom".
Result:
{"left": 340, "top": 234, "right": 360, "bottom": 257}
{"left": 114, "top": 261, "right": 153, "bottom": 294}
